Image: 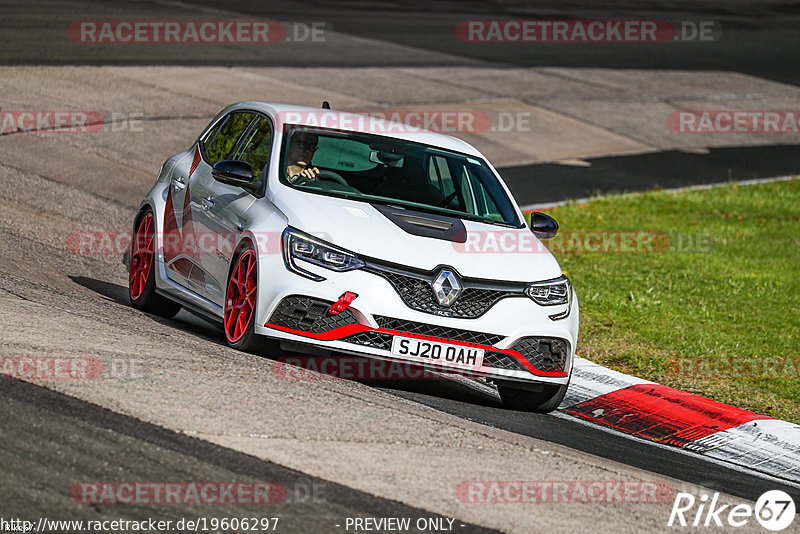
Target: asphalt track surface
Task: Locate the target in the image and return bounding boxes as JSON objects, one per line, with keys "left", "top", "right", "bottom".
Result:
{"left": 13, "top": 0, "right": 799, "bottom": 87}
{"left": 1, "top": 377, "right": 495, "bottom": 533}
{"left": 162, "top": 0, "right": 800, "bottom": 85}
{"left": 2, "top": 1, "right": 800, "bottom": 532}
{"left": 501, "top": 144, "right": 800, "bottom": 205}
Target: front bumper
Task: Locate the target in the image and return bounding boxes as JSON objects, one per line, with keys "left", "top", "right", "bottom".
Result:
{"left": 254, "top": 258, "right": 578, "bottom": 386}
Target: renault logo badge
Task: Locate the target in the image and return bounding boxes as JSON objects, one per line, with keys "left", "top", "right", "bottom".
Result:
{"left": 431, "top": 269, "right": 462, "bottom": 306}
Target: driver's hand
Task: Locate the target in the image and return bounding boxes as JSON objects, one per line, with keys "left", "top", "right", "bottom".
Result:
{"left": 299, "top": 166, "right": 320, "bottom": 180}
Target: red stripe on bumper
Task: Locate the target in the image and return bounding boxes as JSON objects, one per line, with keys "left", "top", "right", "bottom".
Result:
{"left": 264, "top": 323, "right": 370, "bottom": 341}
{"left": 564, "top": 384, "right": 772, "bottom": 447}
{"left": 263, "top": 322, "right": 567, "bottom": 378}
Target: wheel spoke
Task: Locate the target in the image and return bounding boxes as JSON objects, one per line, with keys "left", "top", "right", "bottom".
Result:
{"left": 224, "top": 249, "right": 257, "bottom": 343}
{"left": 236, "top": 306, "right": 248, "bottom": 337}
{"left": 237, "top": 261, "right": 246, "bottom": 286}
{"left": 246, "top": 256, "right": 256, "bottom": 278}
{"left": 227, "top": 307, "right": 241, "bottom": 338}
{"left": 129, "top": 213, "right": 155, "bottom": 301}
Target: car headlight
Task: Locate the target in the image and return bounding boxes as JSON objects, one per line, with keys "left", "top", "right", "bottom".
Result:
{"left": 282, "top": 228, "right": 365, "bottom": 281}
{"left": 525, "top": 275, "right": 572, "bottom": 320}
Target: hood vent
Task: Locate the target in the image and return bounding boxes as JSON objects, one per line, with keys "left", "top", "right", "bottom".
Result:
{"left": 395, "top": 213, "right": 453, "bottom": 231}
{"left": 371, "top": 203, "right": 467, "bottom": 243}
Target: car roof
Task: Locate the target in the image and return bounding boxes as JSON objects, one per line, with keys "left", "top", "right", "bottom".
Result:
{"left": 220, "top": 101, "right": 485, "bottom": 157}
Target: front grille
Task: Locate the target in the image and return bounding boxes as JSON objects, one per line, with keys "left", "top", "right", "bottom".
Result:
{"left": 514, "top": 337, "right": 569, "bottom": 373}
{"left": 268, "top": 295, "right": 358, "bottom": 333}
{"left": 374, "top": 315, "right": 503, "bottom": 346}
{"left": 483, "top": 352, "right": 528, "bottom": 371}
{"left": 364, "top": 262, "right": 524, "bottom": 319}
{"left": 344, "top": 331, "right": 393, "bottom": 350}
{"left": 481, "top": 338, "right": 569, "bottom": 373}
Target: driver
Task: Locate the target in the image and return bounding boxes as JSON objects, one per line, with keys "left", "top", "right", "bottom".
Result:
{"left": 287, "top": 132, "right": 320, "bottom": 183}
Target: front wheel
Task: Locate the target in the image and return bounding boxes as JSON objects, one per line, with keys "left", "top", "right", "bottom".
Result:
{"left": 224, "top": 246, "right": 263, "bottom": 352}
{"left": 129, "top": 210, "right": 182, "bottom": 318}
{"left": 497, "top": 380, "right": 569, "bottom": 413}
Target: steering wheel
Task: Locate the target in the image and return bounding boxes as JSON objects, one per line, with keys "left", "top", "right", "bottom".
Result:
{"left": 292, "top": 169, "right": 348, "bottom": 187}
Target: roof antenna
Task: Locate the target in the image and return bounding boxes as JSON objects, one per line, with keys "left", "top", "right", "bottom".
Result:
{"left": 322, "top": 101, "right": 331, "bottom": 109}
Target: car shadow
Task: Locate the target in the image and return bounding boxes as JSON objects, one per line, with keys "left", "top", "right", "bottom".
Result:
{"left": 270, "top": 349, "right": 503, "bottom": 408}
{"left": 369, "top": 374, "right": 503, "bottom": 408}
{"left": 70, "top": 275, "right": 130, "bottom": 306}
{"left": 69, "top": 275, "right": 227, "bottom": 346}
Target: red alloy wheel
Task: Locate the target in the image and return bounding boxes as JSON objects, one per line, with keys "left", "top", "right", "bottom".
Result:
{"left": 224, "top": 249, "right": 257, "bottom": 343}
{"left": 129, "top": 213, "right": 154, "bottom": 301}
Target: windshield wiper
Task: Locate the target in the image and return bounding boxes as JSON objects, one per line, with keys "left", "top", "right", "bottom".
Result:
{"left": 481, "top": 218, "right": 523, "bottom": 228}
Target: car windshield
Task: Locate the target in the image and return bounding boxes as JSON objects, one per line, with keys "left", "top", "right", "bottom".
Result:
{"left": 280, "top": 126, "right": 523, "bottom": 227}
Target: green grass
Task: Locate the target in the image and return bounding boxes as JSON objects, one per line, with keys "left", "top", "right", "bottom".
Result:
{"left": 528, "top": 178, "right": 800, "bottom": 422}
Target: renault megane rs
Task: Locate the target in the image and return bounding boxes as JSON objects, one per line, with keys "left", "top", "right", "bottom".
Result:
{"left": 127, "top": 102, "right": 578, "bottom": 412}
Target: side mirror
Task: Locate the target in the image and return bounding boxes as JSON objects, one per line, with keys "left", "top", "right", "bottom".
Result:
{"left": 212, "top": 160, "right": 259, "bottom": 193}
{"left": 530, "top": 212, "right": 558, "bottom": 239}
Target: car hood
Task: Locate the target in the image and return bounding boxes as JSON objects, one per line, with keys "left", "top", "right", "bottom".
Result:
{"left": 272, "top": 188, "right": 563, "bottom": 282}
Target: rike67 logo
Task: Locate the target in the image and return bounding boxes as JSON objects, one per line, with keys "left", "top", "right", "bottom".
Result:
{"left": 668, "top": 490, "right": 796, "bottom": 530}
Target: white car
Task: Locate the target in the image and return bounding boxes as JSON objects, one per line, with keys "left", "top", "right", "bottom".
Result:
{"left": 128, "top": 102, "right": 579, "bottom": 412}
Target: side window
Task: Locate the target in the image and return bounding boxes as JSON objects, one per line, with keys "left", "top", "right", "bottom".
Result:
{"left": 464, "top": 167, "right": 502, "bottom": 219}
{"left": 204, "top": 112, "right": 256, "bottom": 164}
{"left": 201, "top": 118, "right": 224, "bottom": 147}
{"left": 233, "top": 116, "right": 273, "bottom": 181}
{"left": 457, "top": 167, "right": 477, "bottom": 214}
{"left": 427, "top": 155, "right": 455, "bottom": 197}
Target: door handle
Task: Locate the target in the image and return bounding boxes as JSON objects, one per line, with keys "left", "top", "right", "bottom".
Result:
{"left": 202, "top": 196, "right": 215, "bottom": 211}
{"left": 172, "top": 177, "right": 186, "bottom": 191}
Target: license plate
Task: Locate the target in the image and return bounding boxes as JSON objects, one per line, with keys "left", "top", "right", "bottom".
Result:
{"left": 390, "top": 336, "right": 484, "bottom": 370}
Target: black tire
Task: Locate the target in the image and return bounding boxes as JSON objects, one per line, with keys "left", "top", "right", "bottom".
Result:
{"left": 128, "top": 209, "right": 182, "bottom": 318}
{"left": 497, "top": 380, "right": 569, "bottom": 413}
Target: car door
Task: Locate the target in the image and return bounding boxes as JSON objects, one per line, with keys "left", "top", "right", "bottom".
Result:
{"left": 162, "top": 125, "right": 222, "bottom": 290}
{"left": 192, "top": 114, "right": 275, "bottom": 307}
{"left": 185, "top": 111, "right": 258, "bottom": 304}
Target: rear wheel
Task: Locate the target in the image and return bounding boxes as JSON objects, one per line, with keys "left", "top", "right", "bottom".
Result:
{"left": 129, "top": 210, "right": 182, "bottom": 318}
{"left": 224, "top": 246, "right": 264, "bottom": 352}
{"left": 497, "top": 380, "right": 569, "bottom": 413}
